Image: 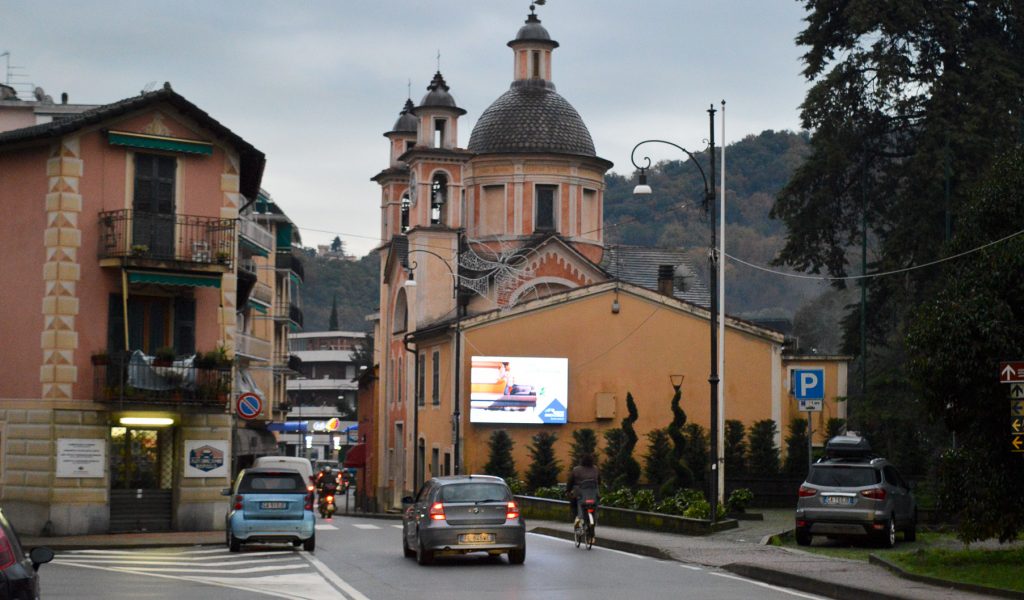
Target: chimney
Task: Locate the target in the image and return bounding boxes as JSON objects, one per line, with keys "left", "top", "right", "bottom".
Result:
{"left": 657, "top": 265, "right": 675, "bottom": 297}
{"left": 61, "top": 92, "right": 68, "bottom": 104}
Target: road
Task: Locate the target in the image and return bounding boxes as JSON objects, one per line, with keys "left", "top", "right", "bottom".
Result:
{"left": 42, "top": 516, "right": 826, "bottom": 600}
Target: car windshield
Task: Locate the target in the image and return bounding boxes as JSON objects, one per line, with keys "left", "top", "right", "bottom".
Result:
{"left": 440, "top": 483, "right": 510, "bottom": 503}
{"left": 239, "top": 473, "right": 307, "bottom": 493}
{"left": 807, "top": 465, "right": 881, "bottom": 487}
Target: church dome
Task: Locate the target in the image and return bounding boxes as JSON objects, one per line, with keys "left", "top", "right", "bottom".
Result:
{"left": 413, "top": 71, "right": 465, "bottom": 115}
{"left": 387, "top": 99, "right": 417, "bottom": 136}
{"left": 509, "top": 13, "right": 559, "bottom": 47}
{"left": 468, "top": 80, "right": 596, "bottom": 157}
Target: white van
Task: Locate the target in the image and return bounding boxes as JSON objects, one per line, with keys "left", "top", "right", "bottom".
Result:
{"left": 253, "top": 456, "right": 314, "bottom": 488}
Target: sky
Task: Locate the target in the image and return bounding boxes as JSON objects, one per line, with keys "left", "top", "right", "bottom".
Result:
{"left": 1, "top": 0, "right": 810, "bottom": 258}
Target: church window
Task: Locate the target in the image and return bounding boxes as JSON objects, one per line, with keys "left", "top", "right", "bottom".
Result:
{"left": 431, "top": 173, "right": 448, "bottom": 225}
{"left": 400, "top": 193, "right": 410, "bottom": 233}
{"left": 535, "top": 184, "right": 556, "bottom": 231}
{"left": 532, "top": 51, "right": 541, "bottom": 79}
{"left": 434, "top": 118, "right": 446, "bottom": 148}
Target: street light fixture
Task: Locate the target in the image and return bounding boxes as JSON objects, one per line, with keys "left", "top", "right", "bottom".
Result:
{"left": 631, "top": 105, "right": 720, "bottom": 524}
{"left": 403, "top": 231, "right": 465, "bottom": 477}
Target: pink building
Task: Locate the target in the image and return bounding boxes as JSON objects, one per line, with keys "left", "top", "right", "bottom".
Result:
{"left": 0, "top": 83, "right": 288, "bottom": 534}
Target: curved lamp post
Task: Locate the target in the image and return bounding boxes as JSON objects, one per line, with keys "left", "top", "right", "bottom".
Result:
{"left": 404, "top": 232, "right": 464, "bottom": 479}
{"left": 630, "top": 105, "right": 719, "bottom": 523}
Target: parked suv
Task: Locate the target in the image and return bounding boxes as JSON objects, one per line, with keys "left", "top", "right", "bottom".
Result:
{"left": 795, "top": 435, "right": 917, "bottom": 548}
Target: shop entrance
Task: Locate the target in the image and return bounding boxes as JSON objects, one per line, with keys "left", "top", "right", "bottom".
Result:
{"left": 109, "top": 426, "right": 174, "bottom": 532}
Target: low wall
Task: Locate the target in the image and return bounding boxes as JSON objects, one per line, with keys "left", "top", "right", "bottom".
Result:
{"left": 516, "top": 495, "right": 737, "bottom": 536}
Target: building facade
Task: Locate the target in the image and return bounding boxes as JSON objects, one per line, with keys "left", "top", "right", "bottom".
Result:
{"left": 0, "top": 84, "right": 294, "bottom": 534}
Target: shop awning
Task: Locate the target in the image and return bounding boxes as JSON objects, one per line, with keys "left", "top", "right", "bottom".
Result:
{"left": 128, "top": 271, "right": 221, "bottom": 288}
{"left": 342, "top": 443, "right": 366, "bottom": 468}
{"left": 234, "top": 427, "right": 278, "bottom": 456}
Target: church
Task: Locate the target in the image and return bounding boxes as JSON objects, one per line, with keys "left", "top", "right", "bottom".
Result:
{"left": 367, "top": 6, "right": 848, "bottom": 510}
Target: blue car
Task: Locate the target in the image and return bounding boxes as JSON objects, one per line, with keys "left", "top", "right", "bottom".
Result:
{"left": 224, "top": 467, "right": 316, "bottom": 552}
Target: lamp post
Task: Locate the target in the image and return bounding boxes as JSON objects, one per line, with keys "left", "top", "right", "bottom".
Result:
{"left": 631, "top": 105, "right": 719, "bottom": 523}
{"left": 404, "top": 231, "right": 464, "bottom": 476}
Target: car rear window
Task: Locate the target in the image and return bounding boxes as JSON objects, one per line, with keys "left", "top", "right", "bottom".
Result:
{"left": 807, "top": 465, "right": 881, "bottom": 487}
{"left": 440, "top": 483, "right": 510, "bottom": 503}
{"left": 239, "top": 472, "right": 307, "bottom": 493}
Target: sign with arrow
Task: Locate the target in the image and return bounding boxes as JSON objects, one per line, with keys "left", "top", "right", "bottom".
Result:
{"left": 1013, "top": 417, "right": 1024, "bottom": 434}
{"left": 1012, "top": 435, "right": 1024, "bottom": 453}
{"left": 1013, "top": 400, "right": 1024, "bottom": 417}
{"left": 1000, "top": 361, "right": 1024, "bottom": 383}
{"left": 1011, "top": 384, "right": 1024, "bottom": 399}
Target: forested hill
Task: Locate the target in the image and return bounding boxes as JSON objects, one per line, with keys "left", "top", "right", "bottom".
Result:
{"left": 604, "top": 129, "right": 823, "bottom": 320}
{"left": 301, "top": 129, "right": 820, "bottom": 331}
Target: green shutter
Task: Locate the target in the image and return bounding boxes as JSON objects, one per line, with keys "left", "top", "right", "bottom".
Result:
{"left": 109, "top": 131, "right": 213, "bottom": 155}
{"left": 127, "top": 271, "right": 221, "bottom": 288}
{"left": 276, "top": 223, "right": 292, "bottom": 250}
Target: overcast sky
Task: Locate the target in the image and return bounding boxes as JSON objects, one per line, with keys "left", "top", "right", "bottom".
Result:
{"left": 2, "top": 0, "right": 810, "bottom": 257}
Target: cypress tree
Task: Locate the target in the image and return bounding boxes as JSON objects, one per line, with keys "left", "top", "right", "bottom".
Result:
{"left": 783, "top": 417, "right": 810, "bottom": 476}
{"left": 483, "top": 430, "right": 516, "bottom": 481}
{"left": 748, "top": 419, "right": 780, "bottom": 476}
{"left": 525, "top": 432, "right": 560, "bottom": 492}
{"left": 643, "top": 429, "right": 674, "bottom": 497}
{"left": 724, "top": 419, "right": 747, "bottom": 477}
{"left": 569, "top": 428, "right": 598, "bottom": 467}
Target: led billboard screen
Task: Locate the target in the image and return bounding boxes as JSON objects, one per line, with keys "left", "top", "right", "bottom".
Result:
{"left": 470, "top": 356, "right": 568, "bottom": 424}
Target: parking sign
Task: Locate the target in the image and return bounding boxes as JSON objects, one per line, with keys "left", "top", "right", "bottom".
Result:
{"left": 792, "top": 368, "right": 824, "bottom": 412}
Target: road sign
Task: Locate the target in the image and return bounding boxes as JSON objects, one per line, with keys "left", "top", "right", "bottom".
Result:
{"left": 798, "top": 398, "right": 823, "bottom": 412}
{"left": 999, "top": 361, "right": 1024, "bottom": 383}
{"left": 1011, "top": 384, "right": 1024, "bottom": 399}
{"left": 1012, "top": 435, "right": 1024, "bottom": 453}
{"left": 1012, "top": 417, "right": 1024, "bottom": 434}
{"left": 1013, "top": 400, "right": 1024, "bottom": 417}
{"left": 792, "top": 369, "right": 825, "bottom": 400}
{"left": 236, "top": 392, "right": 263, "bottom": 420}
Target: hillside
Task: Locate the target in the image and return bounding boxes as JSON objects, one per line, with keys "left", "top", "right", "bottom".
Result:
{"left": 298, "top": 252, "right": 378, "bottom": 332}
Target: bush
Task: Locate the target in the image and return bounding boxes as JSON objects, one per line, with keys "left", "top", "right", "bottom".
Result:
{"left": 570, "top": 428, "right": 598, "bottom": 467}
{"left": 653, "top": 488, "right": 704, "bottom": 516}
{"left": 683, "top": 499, "right": 727, "bottom": 520}
{"left": 600, "top": 487, "right": 634, "bottom": 509}
{"left": 505, "top": 478, "right": 527, "bottom": 496}
{"left": 632, "top": 489, "right": 656, "bottom": 512}
{"left": 483, "top": 430, "right": 516, "bottom": 480}
{"left": 748, "top": 419, "right": 780, "bottom": 475}
{"left": 532, "top": 485, "right": 564, "bottom": 500}
{"left": 726, "top": 488, "right": 755, "bottom": 514}
{"left": 525, "top": 431, "right": 561, "bottom": 492}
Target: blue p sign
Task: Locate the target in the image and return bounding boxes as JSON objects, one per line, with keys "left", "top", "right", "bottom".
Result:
{"left": 793, "top": 369, "right": 824, "bottom": 400}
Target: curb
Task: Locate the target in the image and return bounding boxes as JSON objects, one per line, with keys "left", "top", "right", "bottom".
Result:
{"left": 723, "top": 563, "right": 911, "bottom": 600}
{"left": 528, "top": 527, "right": 674, "bottom": 561}
{"left": 868, "top": 554, "right": 1024, "bottom": 600}
{"left": 24, "top": 536, "right": 224, "bottom": 552}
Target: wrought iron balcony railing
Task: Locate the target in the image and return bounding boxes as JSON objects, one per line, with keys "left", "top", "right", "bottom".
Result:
{"left": 275, "top": 251, "right": 305, "bottom": 281}
{"left": 98, "top": 209, "right": 236, "bottom": 267}
{"left": 93, "top": 354, "right": 231, "bottom": 408}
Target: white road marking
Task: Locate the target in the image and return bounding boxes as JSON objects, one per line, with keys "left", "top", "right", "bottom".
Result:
{"left": 315, "top": 523, "right": 338, "bottom": 530}
{"left": 303, "top": 552, "right": 372, "bottom": 600}
{"left": 526, "top": 532, "right": 646, "bottom": 559}
{"left": 680, "top": 564, "right": 703, "bottom": 571}
{"left": 58, "top": 560, "right": 309, "bottom": 575}
{"left": 710, "top": 572, "right": 828, "bottom": 599}
{"left": 56, "top": 556, "right": 303, "bottom": 567}
{"left": 391, "top": 524, "right": 404, "bottom": 529}
{"left": 351, "top": 524, "right": 380, "bottom": 530}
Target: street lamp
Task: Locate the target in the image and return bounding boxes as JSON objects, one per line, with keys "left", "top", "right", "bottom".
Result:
{"left": 404, "top": 231, "right": 465, "bottom": 477}
{"left": 631, "top": 105, "right": 719, "bottom": 523}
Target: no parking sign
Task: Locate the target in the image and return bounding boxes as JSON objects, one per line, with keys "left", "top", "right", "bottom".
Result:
{"left": 236, "top": 392, "right": 263, "bottom": 420}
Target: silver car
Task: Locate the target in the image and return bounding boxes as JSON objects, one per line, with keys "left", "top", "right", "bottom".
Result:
{"left": 402, "top": 475, "right": 526, "bottom": 565}
{"left": 795, "top": 436, "right": 917, "bottom": 548}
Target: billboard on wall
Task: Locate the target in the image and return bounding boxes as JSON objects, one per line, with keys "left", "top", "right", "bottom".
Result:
{"left": 470, "top": 356, "right": 568, "bottom": 424}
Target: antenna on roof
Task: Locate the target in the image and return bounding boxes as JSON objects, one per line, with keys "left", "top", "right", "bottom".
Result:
{"left": 436, "top": 49, "right": 441, "bottom": 72}
{"left": 407, "top": 79, "right": 411, "bottom": 99}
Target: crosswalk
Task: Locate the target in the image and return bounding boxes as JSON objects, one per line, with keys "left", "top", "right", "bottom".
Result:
{"left": 55, "top": 543, "right": 342, "bottom": 599}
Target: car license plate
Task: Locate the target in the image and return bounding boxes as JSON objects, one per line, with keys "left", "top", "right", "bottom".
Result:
{"left": 823, "top": 496, "right": 853, "bottom": 506}
{"left": 459, "top": 533, "right": 494, "bottom": 544}
{"left": 261, "top": 501, "right": 286, "bottom": 509}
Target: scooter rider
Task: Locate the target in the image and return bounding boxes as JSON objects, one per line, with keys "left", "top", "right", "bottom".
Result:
{"left": 566, "top": 453, "right": 600, "bottom": 527}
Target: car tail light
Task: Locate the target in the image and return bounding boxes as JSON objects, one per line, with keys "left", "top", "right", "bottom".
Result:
{"left": 798, "top": 486, "right": 818, "bottom": 497}
{"left": 234, "top": 495, "right": 244, "bottom": 510}
{"left": 0, "top": 530, "right": 15, "bottom": 570}
{"left": 506, "top": 501, "right": 520, "bottom": 520}
{"left": 795, "top": 519, "right": 807, "bottom": 528}
{"left": 326, "top": 495, "right": 334, "bottom": 503}
{"left": 305, "top": 497, "right": 313, "bottom": 510}
{"left": 307, "top": 484, "right": 315, "bottom": 492}
{"left": 429, "top": 502, "right": 446, "bottom": 521}
{"left": 860, "top": 488, "right": 886, "bottom": 500}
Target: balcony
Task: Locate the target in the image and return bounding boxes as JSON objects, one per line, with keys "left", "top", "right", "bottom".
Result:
{"left": 251, "top": 282, "right": 273, "bottom": 307}
{"left": 239, "top": 216, "right": 273, "bottom": 256}
{"left": 98, "top": 209, "right": 236, "bottom": 271}
{"left": 93, "top": 355, "right": 231, "bottom": 408}
{"left": 275, "top": 252, "right": 305, "bottom": 282}
{"left": 236, "top": 332, "right": 272, "bottom": 362}
{"left": 273, "top": 302, "right": 303, "bottom": 328}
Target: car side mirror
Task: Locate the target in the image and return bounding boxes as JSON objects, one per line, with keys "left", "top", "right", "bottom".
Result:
{"left": 29, "top": 547, "right": 54, "bottom": 570}
{"left": 221, "top": 488, "right": 232, "bottom": 496}
{"left": 401, "top": 496, "right": 414, "bottom": 505}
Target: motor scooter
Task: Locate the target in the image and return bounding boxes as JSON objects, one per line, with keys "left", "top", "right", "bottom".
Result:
{"left": 318, "top": 481, "right": 338, "bottom": 518}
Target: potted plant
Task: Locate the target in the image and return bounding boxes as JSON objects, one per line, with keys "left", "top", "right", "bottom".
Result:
{"left": 131, "top": 244, "right": 149, "bottom": 257}
{"left": 216, "top": 250, "right": 231, "bottom": 264}
{"left": 153, "top": 346, "right": 176, "bottom": 367}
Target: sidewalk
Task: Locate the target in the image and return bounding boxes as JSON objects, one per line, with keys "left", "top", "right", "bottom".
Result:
{"left": 23, "top": 510, "right": 1006, "bottom": 600}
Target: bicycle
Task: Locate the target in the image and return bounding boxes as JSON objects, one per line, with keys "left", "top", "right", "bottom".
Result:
{"left": 572, "top": 481, "right": 598, "bottom": 550}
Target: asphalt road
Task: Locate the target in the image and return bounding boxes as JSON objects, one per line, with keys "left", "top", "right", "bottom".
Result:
{"left": 42, "top": 515, "right": 827, "bottom": 600}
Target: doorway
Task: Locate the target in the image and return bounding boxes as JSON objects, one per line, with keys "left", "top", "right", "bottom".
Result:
{"left": 132, "top": 153, "right": 176, "bottom": 258}
{"left": 109, "top": 426, "right": 174, "bottom": 532}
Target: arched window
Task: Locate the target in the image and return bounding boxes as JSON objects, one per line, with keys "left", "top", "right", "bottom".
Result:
{"left": 431, "top": 173, "right": 448, "bottom": 225}
{"left": 393, "top": 288, "right": 408, "bottom": 334}
{"left": 400, "top": 193, "right": 410, "bottom": 233}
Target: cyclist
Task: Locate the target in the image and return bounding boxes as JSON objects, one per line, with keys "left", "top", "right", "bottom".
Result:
{"left": 566, "top": 453, "right": 600, "bottom": 528}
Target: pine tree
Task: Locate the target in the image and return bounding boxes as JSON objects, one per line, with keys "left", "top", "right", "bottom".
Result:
{"left": 724, "top": 419, "right": 747, "bottom": 477}
{"left": 683, "top": 423, "right": 708, "bottom": 489}
{"left": 600, "top": 428, "right": 626, "bottom": 489}
{"left": 748, "top": 419, "right": 779, "bottom": 476}
{"left": 525, "top": 432, "right": 560, "bottom": 492}
{"left": 328, "top": 295, "right": 339, "bottom": 331}
{"left": 483, "top": 430, "right": 516, "bottom": 481}
{"left": 569, "top": 428, "right": 597, "bottom": 467}
{"left": 783, "top": 417, "right": 809, "bottom": 476}
{"left": 643, "top": 429, "right": 673, "bottom": 497}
